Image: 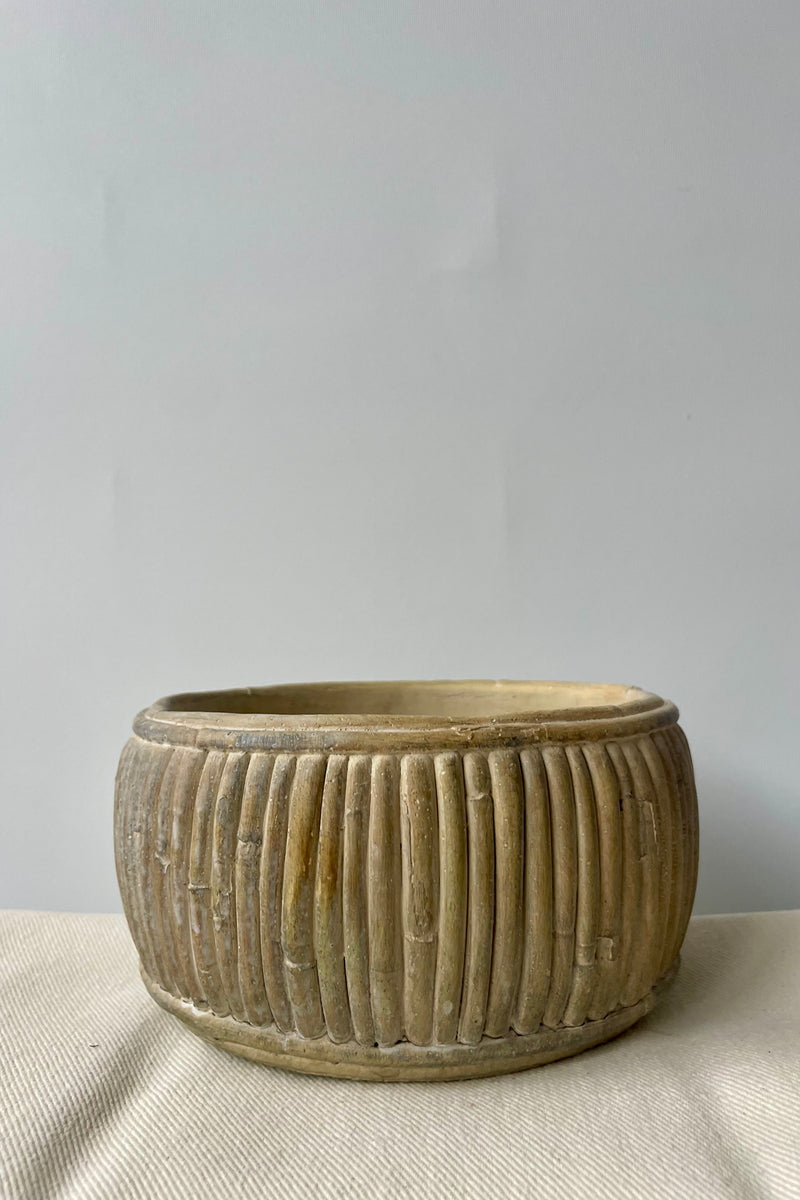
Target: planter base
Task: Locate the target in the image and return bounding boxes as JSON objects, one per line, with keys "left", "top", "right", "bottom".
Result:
{"left": 142, "top": 960, "right": 677, "bottom": 1081}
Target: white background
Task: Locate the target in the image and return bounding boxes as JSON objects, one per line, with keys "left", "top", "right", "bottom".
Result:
{"left": 2, "top": 2, "right": 798, "bottom": 915}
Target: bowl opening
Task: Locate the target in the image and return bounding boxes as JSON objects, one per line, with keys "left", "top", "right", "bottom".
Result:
{"left": 159, "top": 680, "right": 649, "bottom": 721}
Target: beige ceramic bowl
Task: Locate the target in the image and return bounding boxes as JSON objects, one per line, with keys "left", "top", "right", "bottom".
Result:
{"left": 115, "top": 680, "right": 698, "bottom": 1081}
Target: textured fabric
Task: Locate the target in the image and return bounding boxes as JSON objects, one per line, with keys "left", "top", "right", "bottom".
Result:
{"left": 0, "top": 911, "right": 798, "bottom": 1200}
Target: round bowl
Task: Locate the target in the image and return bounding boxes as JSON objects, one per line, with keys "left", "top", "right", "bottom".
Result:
{"left": 114, "top": 680, "right": 698, "bottom": 1081}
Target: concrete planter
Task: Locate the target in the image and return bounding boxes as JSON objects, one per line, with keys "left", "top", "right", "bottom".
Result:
{"left": 115, "top": 680, "right": 698, "bottom": 1080}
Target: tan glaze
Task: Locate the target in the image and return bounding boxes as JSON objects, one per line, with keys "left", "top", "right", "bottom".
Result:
{"left": 115, "top": 680, "right": 699, "bottom": 1081}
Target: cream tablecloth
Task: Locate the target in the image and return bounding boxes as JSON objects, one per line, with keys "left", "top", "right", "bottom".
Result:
{"left": 1, "top": 910, "right": 798, "bottom": 1200}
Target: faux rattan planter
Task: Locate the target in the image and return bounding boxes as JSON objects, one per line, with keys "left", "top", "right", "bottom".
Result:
{"left": 115, "top": 680, "right": 698, "bottom": 1081}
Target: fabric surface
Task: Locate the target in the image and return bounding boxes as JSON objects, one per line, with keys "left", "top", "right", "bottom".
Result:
{"left": 0, "top": 911, "right": 798, "bottom": 1200}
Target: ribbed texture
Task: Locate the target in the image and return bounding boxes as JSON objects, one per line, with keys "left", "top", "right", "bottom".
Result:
{"left": 115, "top": 728, "right": 699, "bottom": 1048}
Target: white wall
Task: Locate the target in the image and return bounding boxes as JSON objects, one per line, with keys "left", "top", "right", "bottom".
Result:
{"left": 2, "top": 2, "right": 798, "bottom": 915}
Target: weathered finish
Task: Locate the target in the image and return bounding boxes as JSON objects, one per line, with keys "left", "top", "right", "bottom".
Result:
{"left": 115, "top": 680, "right": 699, "bottom": 1081}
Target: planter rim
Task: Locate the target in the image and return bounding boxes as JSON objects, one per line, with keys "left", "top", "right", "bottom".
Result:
{"left": 132, "top": 679, "right": 679, "bottom": 752}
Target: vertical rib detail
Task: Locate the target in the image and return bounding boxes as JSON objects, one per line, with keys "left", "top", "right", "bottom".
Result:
{"left": 368, "top": 755, "right": 403, "bottom": 1047}
{"left": 484, "top": 750, "right": 524, "bottom": 1037}
{"left": 188, "top": 751, "right": 228, "bottom": 1014}
{"left": 260, "top": 754, "right": 295, "bottom": 1031}
{"left": 582, "top": 743, "right": 622, "bottom": 1021}
{"left": 458, "top": 753, "right": 495, "bottom": 1044}
{"left": 562, "top": 745, "right": 600, "bottom": 1027}
{"left": 343, "top": 755, "right": 374, "bottom": 1045}
{"left": 400, "top": 754, "right": 439, "bottom": 1046}
{"left": 315, "top": 755, "right": 352, "bottom": 1043}
{"left": 513, "top": 748, "right": 552, "bottom": 1034}
{"left": 212, "top": 752, "right": 247, "bottom": 1023}
{"left": 235, "top": 752, "right": 274, "bottom": 1027}
{"left": 115, "top": 723, "right": 697, "bottom": 1049}
{"left": 541, "top": 745, "right": 577, "bottom": 1029}
{"left": 282, "top": 754, "right": 327, "bottom": 1038}
{"left": 432, "top": 753, "right": 467, "bottom": 1044}
{"left": 620, "top": 740, "right": 661, "bottom": 1004}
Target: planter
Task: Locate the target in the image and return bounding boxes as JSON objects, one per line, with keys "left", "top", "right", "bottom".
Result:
{"left": 114, "top": 680, "right": 698, "bottom": 1081}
